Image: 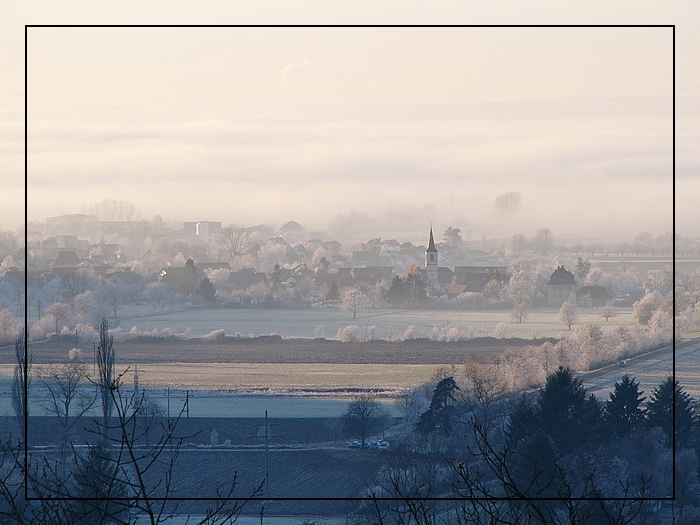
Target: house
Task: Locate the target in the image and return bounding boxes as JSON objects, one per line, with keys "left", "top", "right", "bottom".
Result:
{"left": 576, "top": 286, "right": 613, "bottom": 307}
{"left": 329, "top": 267, "right": 395, "bottom": 289}
{"left": 50, "top": 251, "right": 83, "bottom": 269}
{"left": 183, "top": 221, "right": 222, "bottom": 242}
{"left": 46, "top": 214, "right": 89, "bottom": 235}
{"left": 452, "top": 266, "right": 509, "bottom": 293}
{"left": 435, "top": 267, "right": 454, "bottom": 295}
{"left": 107, "top": 270, "right": 145, "bottom": 290}
{"left": 227, "top": 269, "right": 268, "bottom": 290}
{"left": 279, "top": 220, "right": 304, "bottom": 234}
{"left": 196, "top": 262, "right": 232, "bottom": 273}
{"left": 547, "top": 266, "right": 577, "bottom": 306}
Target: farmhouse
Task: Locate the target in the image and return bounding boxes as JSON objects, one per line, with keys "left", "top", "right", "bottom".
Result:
{"left": 227, "top": 268, "right": 268, "bottom": 290}
{"left": 547, "top": 265, "right": 577, "bottom": 306}
{"left": 452, "top": 266, "right": 509, "bottom": 293}
{"left": 576, "top": 285, "right": 613, "bottom": 307}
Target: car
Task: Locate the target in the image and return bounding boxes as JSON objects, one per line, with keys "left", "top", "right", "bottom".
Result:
{"left": 369, "top": 442, "right": 379, "bottom": 450}
{"left": 349, "top": 441, "right": 361, "bottom": 449}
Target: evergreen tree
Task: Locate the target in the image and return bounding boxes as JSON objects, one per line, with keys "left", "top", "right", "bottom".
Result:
{"left": 182, "top": 257, "right": 198, "bottom": 295}
{"left": 271, "top": 262, "right": 283, "bottom": 289}
{"left": 646, "top": 376, "right": 695, "bottom": 447}
{"left": 384, "top": 274, "right": 427, "bottom": 308}
{"left": 574, "top": 255, "right": 591, "bottom": 281}
{"left": 537, "top": 367, "right": 601, "bottom": 455}
{"left": 504, "top": 394, "right": 540, "bottom": 449}
{"left": 326, "top": 281, "right": 340, "bottom": 304}
{"left": 603, "top": 375, "right": 646, "bottom": 438}
{"left": 70, "top": 443, "right": 130, "bottom": 525}
{"left": 415, "top": 377, "right": 460, "bottom": 436}
{"left": 510, "top": 431, "right": 560, "bottom": 497}
{"left": 196, "top": 276, "right": 217, "bottom": 303}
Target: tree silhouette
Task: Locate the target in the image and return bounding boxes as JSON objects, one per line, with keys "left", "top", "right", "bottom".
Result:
{"left": 196, "top": 276, "right": 217, "bottom": 304}
{"left": 603, "top": 375, "right": 646, "bottom": 438}
{"left": 646, "top": 376, "right": 695, "bottom": 447}
{"left": 504, "top": 394, "right": 539, "bottom": 449}
{"left": 536, "top": 367, "right": 601, "bottom": 455}
{"left": 343, "top": 395, "right": 384, "bottom": 448}
{"left": 415, "top": 377, "right": 460, "bottom": 437}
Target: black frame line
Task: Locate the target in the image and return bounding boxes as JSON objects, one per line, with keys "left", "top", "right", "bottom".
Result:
{"left": 23, "top": 23, "right": 676, "bottom": 504}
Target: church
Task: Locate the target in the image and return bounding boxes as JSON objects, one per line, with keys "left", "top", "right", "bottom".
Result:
{"left": 424, "top": 226, "right": 453, "bottom": 295}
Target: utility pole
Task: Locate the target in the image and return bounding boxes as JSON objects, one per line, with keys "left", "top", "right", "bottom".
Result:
{"left": 167, "top": 387, "right": 170, "bottom": 419}
{"left": 265, "top": 410, "right": 269, "bottom": 497}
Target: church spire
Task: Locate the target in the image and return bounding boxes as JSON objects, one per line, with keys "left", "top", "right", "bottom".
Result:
{"left": 425, "top": 224, "right": 439, "bottom": 287}
{"left": 427, "top": 225, "right": 437, "bottom": 253}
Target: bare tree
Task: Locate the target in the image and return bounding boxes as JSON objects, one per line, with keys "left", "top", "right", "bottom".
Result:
{"left": 341, "top": 286, "right": 369, "bottom": 320}
{"left": 11, "top": 332, "right": 30, "bottom": 443}
{"left": 1, "top": 372, "right": 261, "bottom": 525}
{"left": 39, "top": 361, "right": 96, "bottom": 465}
{"left": 494, "top": 191, "right": 522, "bottom": 223}
{"left": 511, "top": 301, "right": 529, "bottom": 324}
{"left": 598, "top": 305, "right": 618, "bottom": 322}
{"left": 216, "top": 226, "right": 251, "bottom": 259}
{"left": 59, "top": 269, "right": 97, "bottom": 301}
{"left": 343, "top": 394, "right": 385, "bottom": 448}
{"left": 96, "top": 318, "right": 115, "bottom": 445}
{"left": 44, "top": 301, "right": 73, "bottom": 334}
{"left": 559, "top": 301, "right": 579, "bottom": 331}
{"left": 536, "top": 227, "right": 553, "bottom": 255}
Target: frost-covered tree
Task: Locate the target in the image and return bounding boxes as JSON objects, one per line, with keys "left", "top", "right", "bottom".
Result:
{"left": 535, "top": 227, "right": 553, "bottom": 255}
{"left": 598, "top": 305, "right": 618, "bottom": 322}
{"left": 507, "top": 259, "right": 536, "bottom": 307}
{"left": 341, "top": 286, "right": 369, "bottom": 319}
{"left": 633, "top": 290, "right": 663, "bottom": 325}
{"left": 0, "top": 308, "right": 17, "bottom": 343}
{"left": 558, "top": 301, "right": 579, "bottom": 330}
{"left": 215, "top": 225, "right": 251, "bottom": 259}
{"left": 45, "top": 301, "right": 73, "bottom": 334}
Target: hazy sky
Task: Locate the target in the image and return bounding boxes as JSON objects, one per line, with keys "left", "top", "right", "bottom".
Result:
{"left": 2, "top": 2, "right": 698, "bottom": 241}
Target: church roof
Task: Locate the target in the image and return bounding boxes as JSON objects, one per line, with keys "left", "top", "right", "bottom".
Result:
{"left": 426, "top": 227, "right": 437, "bottom": 253}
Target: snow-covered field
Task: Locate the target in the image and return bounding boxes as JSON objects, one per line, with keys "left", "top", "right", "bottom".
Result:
{"left": 115, "top": 306, "right": 637, "bottom": 340}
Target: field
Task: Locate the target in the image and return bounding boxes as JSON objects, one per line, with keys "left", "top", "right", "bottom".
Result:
{"left": 114, "top": 306, "right": 638, "bottom": 340}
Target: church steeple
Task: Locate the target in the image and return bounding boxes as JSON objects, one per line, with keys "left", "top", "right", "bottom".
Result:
{"left": 425, "top": 225, "right": 438, "bottom": 286}
{"left": 427, "top": 225, "right": 437, "bottom": 253}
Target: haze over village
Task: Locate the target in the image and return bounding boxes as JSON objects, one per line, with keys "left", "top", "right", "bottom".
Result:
{"left": 3, "top": 16, "right": 700, "bottom": 524}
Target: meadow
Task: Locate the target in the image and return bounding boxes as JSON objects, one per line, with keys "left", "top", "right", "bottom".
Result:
{"left": 116, "top": 305, "right": 638, "bottom": 340}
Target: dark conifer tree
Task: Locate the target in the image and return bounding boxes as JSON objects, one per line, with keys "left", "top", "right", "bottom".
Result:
{"left": 505, "top": 394, "right": 540, "bottom": 449}
{"left": 536, "top": 367, "right": 601, "bottom": 455}
{"left": 604, "top": 375, "right": 646, "bottom": 438}
{"left": 415, "top": 377, "right": 460, "bottom": 436}
{"left": 646, "top": 376, "right": 695, "bottom": 448}
{"left": 510, "top": 431, "right": 560, "bottom": 497}
{"left": 196, "top": 276, "right": 217, "bottom": 303}
{"left": 326, "top": 281, "right": 340, "bottom": 303}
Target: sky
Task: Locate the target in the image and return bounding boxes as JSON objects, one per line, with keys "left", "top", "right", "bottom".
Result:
{"left": 1, "top": 2, "right": 698, "bottom": 243}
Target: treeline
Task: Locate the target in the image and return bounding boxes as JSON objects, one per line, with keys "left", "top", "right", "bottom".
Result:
{"left": 358, "top": 368, "right": 699, "bottom": 524}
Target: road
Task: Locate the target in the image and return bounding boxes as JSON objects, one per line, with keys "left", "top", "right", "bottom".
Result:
{"left": 581, "top": 338, "right": 700, "bottom": 399}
